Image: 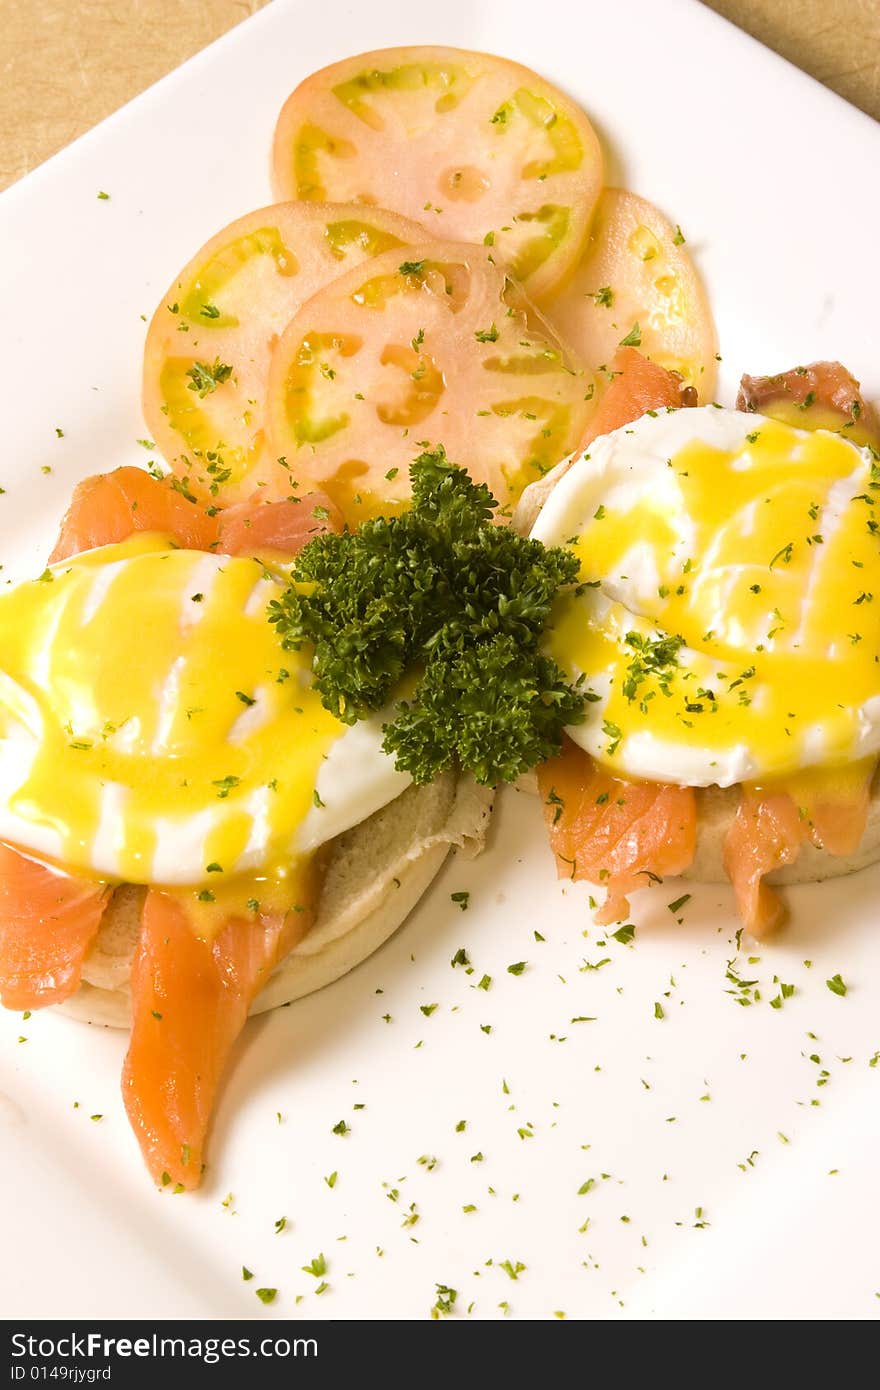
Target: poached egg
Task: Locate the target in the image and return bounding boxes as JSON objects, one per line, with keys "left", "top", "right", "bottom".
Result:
{"left": 0, "top": 534, "right": 408, "bottom": 901}
{"left": 533, "top": 405, "right": 880, "bottom": 790}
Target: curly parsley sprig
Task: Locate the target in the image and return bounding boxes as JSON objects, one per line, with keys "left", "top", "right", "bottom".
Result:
{"left": 267, "top": 447, "right": 586, "bottom": 785}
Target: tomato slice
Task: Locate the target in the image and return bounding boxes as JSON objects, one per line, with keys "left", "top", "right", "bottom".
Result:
{"left": 142, "top": 201, "right": 428, "bottom": 503}
{"left": 264, "top": 241, "right": 594, "bottom": 520}
{"left": 271, "top": 46, "right": 603, "bottom": 302}
{"left": 543, "top": 188, "right": 718, "bottom": 397}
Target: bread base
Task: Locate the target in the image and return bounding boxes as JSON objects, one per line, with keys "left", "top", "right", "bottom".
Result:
{"left": 60, "top": 774, "right": 493, "bottom": 1029}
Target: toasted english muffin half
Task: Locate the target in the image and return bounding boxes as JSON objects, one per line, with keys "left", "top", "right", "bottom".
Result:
{"left": 61, "top": 774, "right": 492, "bottom": 1028}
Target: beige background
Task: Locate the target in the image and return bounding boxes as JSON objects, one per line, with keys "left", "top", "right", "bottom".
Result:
{"left": 1, "top": 0, "right": 878, "bottom": 191}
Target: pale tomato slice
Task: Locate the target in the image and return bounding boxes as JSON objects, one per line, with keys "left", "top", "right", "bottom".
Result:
{"left": 543, "top": 188, "right": 718, "bottom": 397}
{"left": 271, "top": 46, "right": 603, "bottom": 303}
{"left": 142, "top": 201, "right": 428, "bottom": 503}
{"left": 264, "top": 241, "right": 594, "bottom": 520}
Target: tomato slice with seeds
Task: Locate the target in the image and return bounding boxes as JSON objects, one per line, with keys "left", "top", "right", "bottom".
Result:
{"left": 142, "top": 201, "right": 428, "bottom": 504}
{"left": 543, "top": 188, "right": 718, "bottom": 397}
{"left": 264, "top": 241, "right": 594, "bottom": 521}
{"left": 271, "top": 46, "right": 603, "bottom": 302}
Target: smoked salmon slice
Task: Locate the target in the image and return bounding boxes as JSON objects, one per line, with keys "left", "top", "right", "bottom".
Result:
{"left": 50, "top": 467, "right": 220, "bottom": 562}
{"left": 0, "top": 843, "right": 109, "bottom": 1010}
{"left": 217, "top": 491, "right": 343, "bottom": 556}
{"left": 724, "top": 762, "right": 875, "bottom": 937}
{"left": 122, "top": 889, "right": 312, "bottom": 1189}
{"left": 722, "top": 790, "right": 805, "bottom": 939}
{"left": 802, "top": 765, "right": 874, "bottom": 858}
{"left": 737, "top": 360, "right": 880, "bottom": 448}
{"left": 50, "top": 465, "right": 342, "bottom": 565}
{"left": 537, "top": 737, "right": 696, "bottom": 924}
{"left": 582, "top": 346, "right": 693, "bottom": 449}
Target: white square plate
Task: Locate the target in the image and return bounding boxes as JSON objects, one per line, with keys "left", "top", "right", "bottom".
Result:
{"left": 1, "top": 0, "right": 879, "bottom": 1321}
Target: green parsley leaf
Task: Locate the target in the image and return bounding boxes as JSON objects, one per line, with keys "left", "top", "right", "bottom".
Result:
{"left": 667, "top": 893, "right": 692, "bottom": 914}
{"left": 619, "top": 323, "right": 642, "bottom": 348}
{"left": 431, "top": 1284, "right": 457, "bottom": 1318}
{"left": 268, "top": 447, "right": 585, "bottom": 786}
{"left": 826, "top": 973, "right": 848, "bottom": 997}
{"left": 769, "top": 541, "right": 794, "bottom": 569}
{"left": 507, "top": 961, "right": 527, "bottom": 976}
{"left": 622, "top": 630, "right": 684, "bottom": 703}
{"left": 186, "top": 358, "right": 232, "bottom": 398}
{"left": 602, "top": 719, "right": 623, "bottom": 755}
{"left": 212, "top": 775, "right": 240, "bottom": 799}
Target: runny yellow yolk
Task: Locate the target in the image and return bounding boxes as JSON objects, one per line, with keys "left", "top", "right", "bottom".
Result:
{"left": 548, "top": 421, "right": 880, "bottom": 781}
{"left": 0, "top": 534, "right": 343, "bottom": 931}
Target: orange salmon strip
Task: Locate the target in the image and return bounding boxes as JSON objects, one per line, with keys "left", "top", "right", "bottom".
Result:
{"left": 807, "top": 784, "right": 871, "bottom": 858}
{"left": 122, "top": 889, "right": 313, "bottom": 1189}
{"left": 50, "top": 465, "right": 342, "bottom": 565}
{"left": 537, "top": 737, "right": 696, "bottom": 924}
{"left": 0, "top": 843, "right": 109, "bottom": 1010}
{"left": 217, "top": 491, "right": 343, "bottom": 555}
{"left": 722, "top": 791, "right": 805, "bottom": 939}
{"left": 582, "top": 346, "right": 692, "bottom": 449}
{"left": 724, "top": 763, "right": 874, "bottom": 937}
{"left": 50, "top": 467, "right": 220, "bottom": 562}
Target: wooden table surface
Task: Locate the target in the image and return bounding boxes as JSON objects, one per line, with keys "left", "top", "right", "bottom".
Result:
{"left": 1, "top": 0, "right": 878, "bottom": 191}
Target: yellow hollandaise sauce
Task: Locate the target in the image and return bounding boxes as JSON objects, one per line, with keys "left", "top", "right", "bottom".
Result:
{"left": 0, "top": 534, "right": 343, "bottom": 913}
